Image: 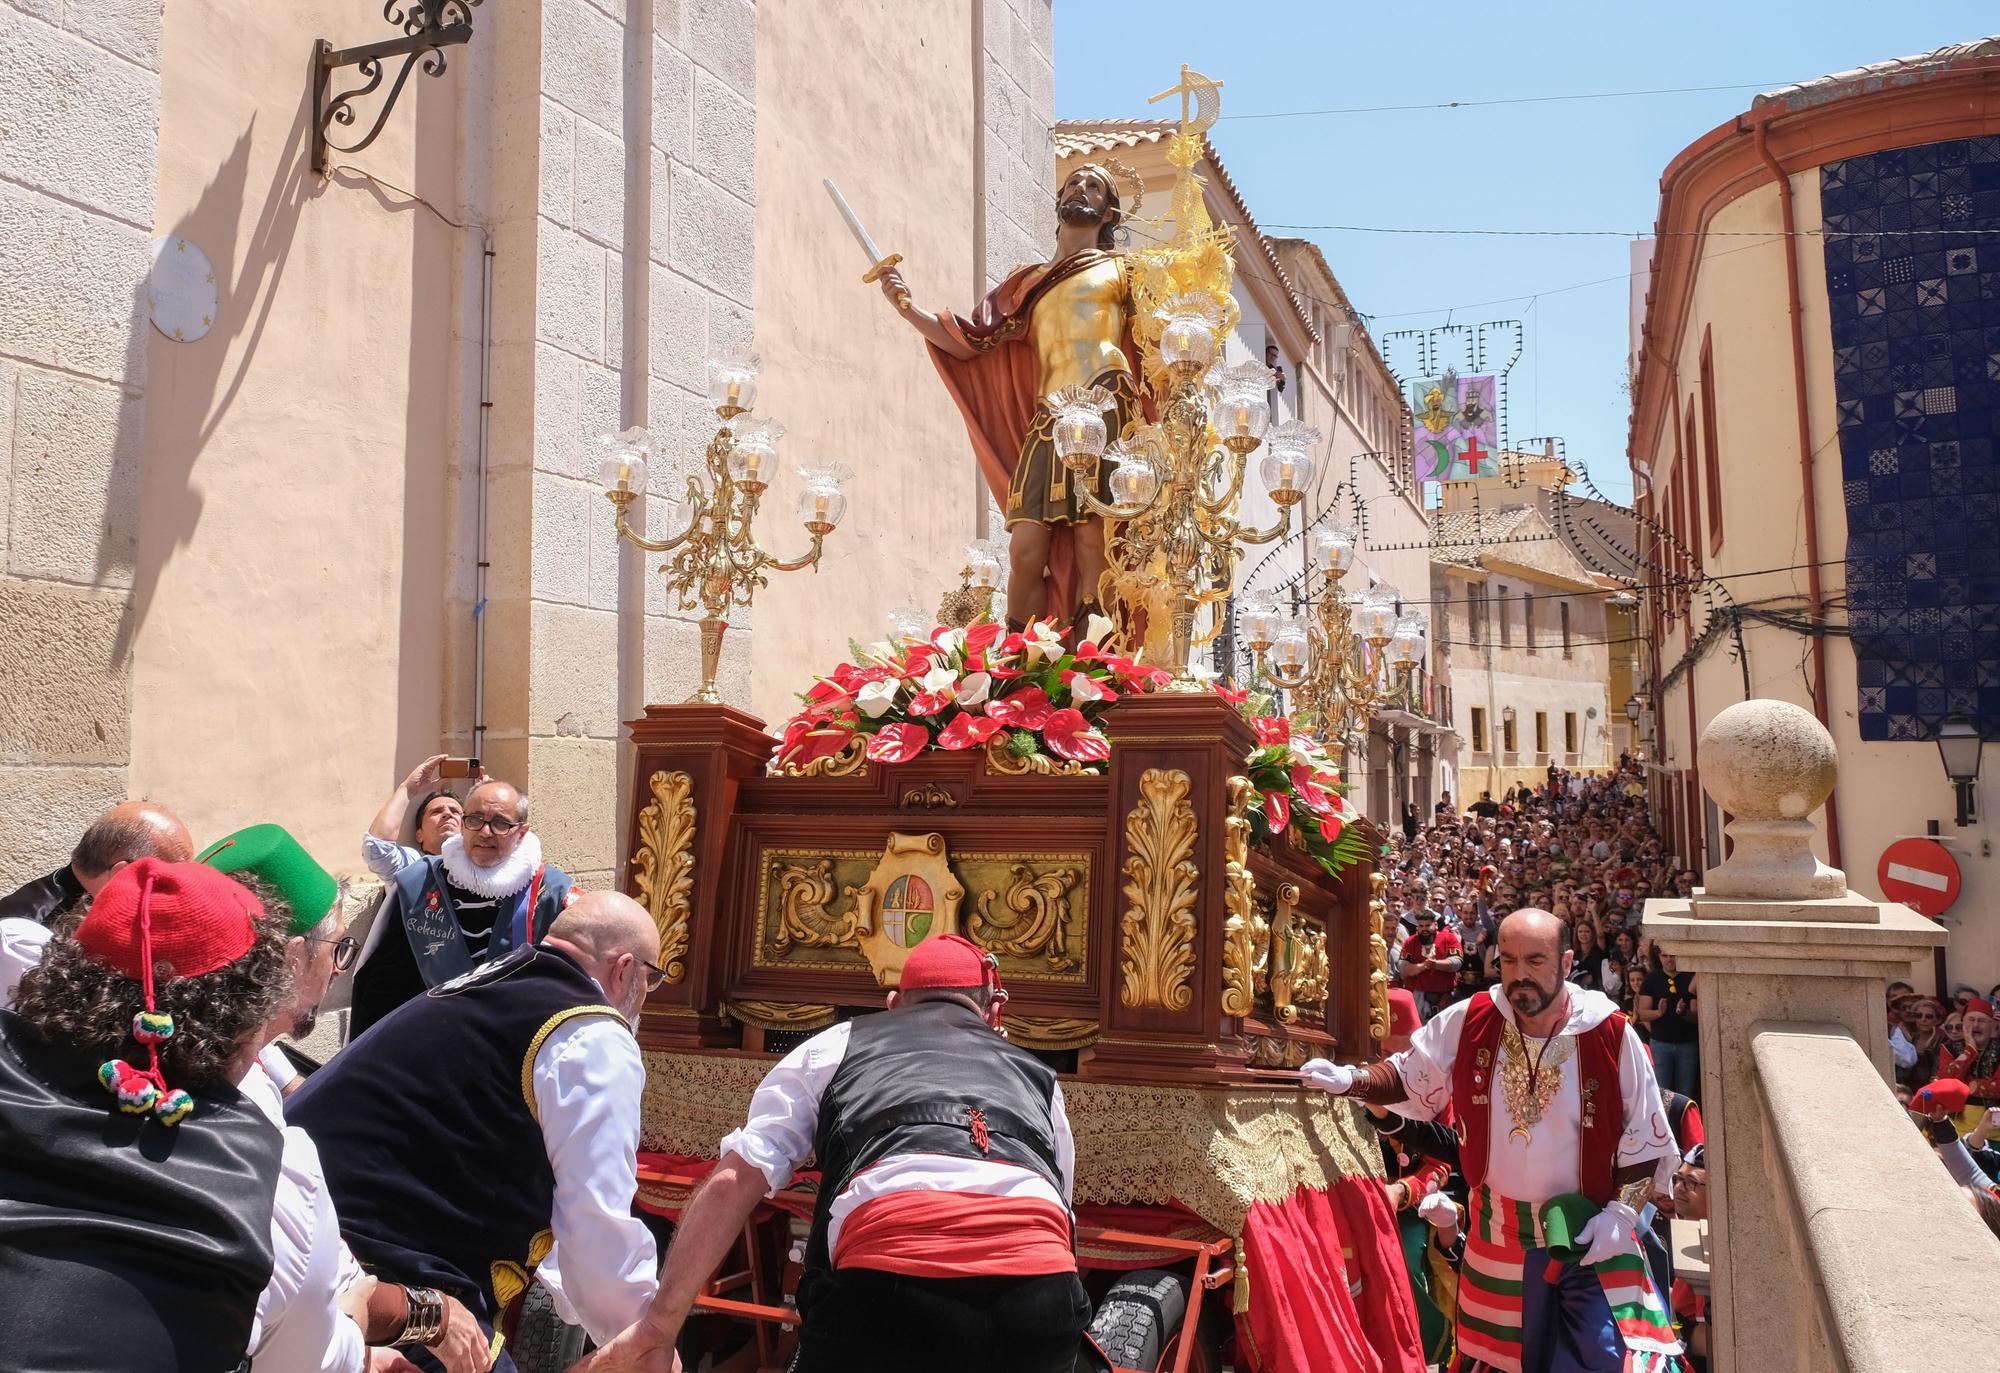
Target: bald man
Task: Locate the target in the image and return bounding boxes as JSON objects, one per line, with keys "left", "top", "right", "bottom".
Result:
{"left": 0, "top": 800, "right": 194, "bottom": 927}
{"left": 292, "top": 892, "right": 663, "bottom": 1366}
{"left": 1303, "top": 908, "right": 1682, "bottom": 1373}
{"left": 348, "top": 775, "right": 577, "bottom": 1038}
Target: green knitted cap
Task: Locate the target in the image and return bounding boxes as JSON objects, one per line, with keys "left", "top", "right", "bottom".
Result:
{"left": 1537, "top": 1192, "right": 1599, "bottom": 1264}
{"left": 197, "top": 823, "right": 339, "bottom": 938}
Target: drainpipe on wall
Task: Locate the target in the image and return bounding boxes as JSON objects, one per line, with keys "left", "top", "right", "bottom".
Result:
{"left": 1754, "top": 118, "right": 1844, "bottom": 871}
{"left": 473, "top": 233, "right": 494, "bottom": 759}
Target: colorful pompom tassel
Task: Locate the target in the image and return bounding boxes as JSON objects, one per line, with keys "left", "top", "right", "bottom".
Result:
{"left": 99, "top": 1059, "right": 161, "bottom": 1115}
{"left": 153, "top": 1088, "right": 195, "bottom": 1126}
{"left": 131, "top": 1010, "right": 176, "bottom": 1045}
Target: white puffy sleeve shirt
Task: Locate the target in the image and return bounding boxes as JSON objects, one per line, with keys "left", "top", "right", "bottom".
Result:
{"left": 529, "top": 1016, "right": 660, "bottom": 1345}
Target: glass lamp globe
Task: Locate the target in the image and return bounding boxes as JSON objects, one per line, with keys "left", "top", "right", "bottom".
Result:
{"left": 1215, "top": 362, "right": 1276, "bottom": 446}
{"left": 1258, "top": 421, "right": 1321, "bottom": 506}
{"left": 796, "top": 465, "right": 850, "bottom": 531}
{"left": 707, "top": 352, "right": 761, "bottom": 414}
{"left": 886, "top": 605, "right": 930, "bottom": 642}
{"left": 595, "top": 427, "right": 651, "bottom": 494}
{"left": 965, "top": 542, "right": 1003, "bottom": 591}
{"left": 1359, "top": 586, "right": 1400, "bottom": 646}
{"left": 1156, "top": 295, "right": 1221, "bottom": 372}
{"left": 727, "top": 420, "right": 783, "bottom": 492}
{"left": 1272, "top": 619, "right": 1311, "bottom": 674}
{"left": 1047, "top": 384, "right": 1114, "bottom": 472}
{"left": 1240, "top": 601, "right": 1281, "bottom": 653}
{"left": 1310, "top": 521, "right": 1358, "bottom": 577}
{"left": 1389, "top": 613, "right": 1425, "bottom": 670}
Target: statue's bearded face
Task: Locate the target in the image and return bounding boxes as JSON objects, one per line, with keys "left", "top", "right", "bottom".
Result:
{"left": 1057, "top": 169, "right": 1114, "bottom": 228}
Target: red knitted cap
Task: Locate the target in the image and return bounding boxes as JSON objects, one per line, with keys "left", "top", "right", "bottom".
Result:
{"left": 901, "top": 934, "right": 1000, "bottom": 993}
{"left": 1964, "top": 998, "right": 1997, "bottom": 1023}
{"left": 1387, "top": 988, "right": 1420, "bottom": 1038}
{"left": 76, "top": 858, "right": 261, "bottom": 981}
{"left": 1916, "top": 1078, "right": 1971, "bottom": 1115}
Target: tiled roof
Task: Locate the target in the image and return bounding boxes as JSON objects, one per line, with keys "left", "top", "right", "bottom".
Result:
{"left": 1754, "top": 36, "right": 2000, "bottom": 111}
{"left": 1053, "top": 119, "right": 1314, "bottom": 342}
{"left": 1430, "top": 506, "right": 1541, "bottom": 566}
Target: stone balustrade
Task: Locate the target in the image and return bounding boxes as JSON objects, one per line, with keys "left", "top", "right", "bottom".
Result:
{"left": 1646, "top": 699, "right": 1996, "bottom": 1372}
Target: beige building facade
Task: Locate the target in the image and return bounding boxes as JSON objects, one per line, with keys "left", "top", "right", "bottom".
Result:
{"left": 0, "top": 0, "right": 1054, "bottom": 890}
{"left": 1629, "top": 42, "right": 2000, "bottom": 987}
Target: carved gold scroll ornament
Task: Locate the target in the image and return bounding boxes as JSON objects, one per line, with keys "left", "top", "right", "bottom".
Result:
{"left": 1368, "top": 869, "right": 1391, "bottom": 1041}
{"left": 631, "top": 770, "right": 695, "bottom": 983}
{"left": 971, "top": 864, "right": 1082, "bottom": 972}
{"left": 771, "top": 858, "right": 862, "bottom": 951}
{"left": 1220, "top": 776, "right": 1258, "bottom": 1018}
{"left": 1118, "top": 768, "right": 1199, "bottom": 1011}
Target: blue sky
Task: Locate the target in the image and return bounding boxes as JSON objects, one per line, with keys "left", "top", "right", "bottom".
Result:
{"left": 1054, "top": 2, "right": 1998, "bottom": 502}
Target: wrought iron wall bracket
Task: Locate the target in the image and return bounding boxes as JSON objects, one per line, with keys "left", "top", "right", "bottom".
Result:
{"left": 314, "top": 2, "right": 481, "bottom": 174}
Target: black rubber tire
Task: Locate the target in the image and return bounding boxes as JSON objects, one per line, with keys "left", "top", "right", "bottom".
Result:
{"left": 510, "top": 1282, "right": 591, "bottom": 1373}
{"left": 1088, "top": 1269, "right": 1189, "bottom": 1372}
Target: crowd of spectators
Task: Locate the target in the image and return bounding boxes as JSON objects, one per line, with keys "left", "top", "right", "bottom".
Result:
{"left": 1382, "top": 757, "right": 1704, "bottom": 1098}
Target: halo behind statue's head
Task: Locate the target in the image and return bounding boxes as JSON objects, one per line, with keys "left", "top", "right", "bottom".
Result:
{"left": 1073, "top": 156, "right": 1145, "bottom": 222}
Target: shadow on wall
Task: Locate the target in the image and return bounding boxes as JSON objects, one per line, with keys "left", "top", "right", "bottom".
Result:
{"left": 114, "top": 53, "right": 322, "bottom": 667}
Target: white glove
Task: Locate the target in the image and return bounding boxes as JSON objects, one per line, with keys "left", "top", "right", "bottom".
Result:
{"left": 1417, "top": 1192, "right": 1460, "bottom": 1231}
{"left": 1300, "top": 1058, "right": 1358, "bottom": 1094}
{"left": 1576, "top": 1198, "right": 1641, "bottom": 1266}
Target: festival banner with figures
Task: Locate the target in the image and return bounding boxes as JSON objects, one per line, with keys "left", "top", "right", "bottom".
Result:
{"left": 1409, "top": 372, "right": 1497, "bottom": 482}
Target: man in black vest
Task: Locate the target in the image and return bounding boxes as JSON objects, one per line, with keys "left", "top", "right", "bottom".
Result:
{"left": 293, "top": 889, "right": 663, "bottom": 1368}
{"left": 584, "top": 934, "right": 1094, "bottom": 1373}
{"left": 346, "top": 778, "right": 576, "bottom": 1038}
{"left": 0, "top": 858, "right": 294, "bottom": 1373}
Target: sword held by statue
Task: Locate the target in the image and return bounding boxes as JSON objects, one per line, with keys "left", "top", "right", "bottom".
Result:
{"left": 823, "top": 178, "right": 909, "bottom": 309}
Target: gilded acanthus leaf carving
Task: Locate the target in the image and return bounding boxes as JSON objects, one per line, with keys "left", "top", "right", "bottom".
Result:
{"left": 971, "top": 863, "right": 1082, "bottom": 971}
{"left": 631, "top": 770, "right": 696, "bottom": 983}
{"left": 772, "top": 859, "right": 862, "bottom": 951}
{"left": 1294, "top": 920, "right": 1328, "bottom": 1009}
{"left": 1268, "top": 882, "right": 1303, "bottom": 1024}
{"left": 1118, "top": 768, "right": 1199, "bottom": 1011}
{"left": 1221, "top": 776, "right": 1257, "bottom": 1019}
{"left": 1368, "top": 870, "right": 1391, "bottom": 1041}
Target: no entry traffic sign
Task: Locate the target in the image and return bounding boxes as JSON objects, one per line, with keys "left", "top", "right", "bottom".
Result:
{"left": 1878, "top": 837, "right": 1962, "bottom": 918}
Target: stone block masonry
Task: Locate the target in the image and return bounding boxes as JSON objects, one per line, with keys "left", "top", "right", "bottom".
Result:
{"left": 0, "top": 0, "right": 160, "bottom": 888}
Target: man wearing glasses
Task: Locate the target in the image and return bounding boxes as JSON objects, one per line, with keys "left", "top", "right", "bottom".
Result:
{"left": 293, "top": 890, "right": 666, "bottom": 1367}
{"left": 348, "top": 777, "right": 577, "bottom": 1038}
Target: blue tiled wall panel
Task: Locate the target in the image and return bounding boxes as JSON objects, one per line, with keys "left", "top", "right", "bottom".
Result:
{"left": 1823, "top": 136, "right": 2000, "bottom": 741}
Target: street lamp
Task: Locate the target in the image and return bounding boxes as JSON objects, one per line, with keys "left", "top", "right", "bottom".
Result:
{"left": 1625, "top": 695, "right": 1642, "bottom": 724}
{"left": 1937, "top": 713, "right": 1983, "bottom": 827}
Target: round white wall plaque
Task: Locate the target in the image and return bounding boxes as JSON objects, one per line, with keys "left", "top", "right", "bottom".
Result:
{"left": 148, "top": 235, "right": 218, "bottom": 343}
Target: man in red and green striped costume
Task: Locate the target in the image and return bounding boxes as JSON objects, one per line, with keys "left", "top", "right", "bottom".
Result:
{"left": 1304, "top": 909, "right": 1685, "bottom": 1372}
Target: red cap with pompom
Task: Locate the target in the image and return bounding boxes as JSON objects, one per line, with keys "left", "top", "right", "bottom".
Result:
{"left": 1386, "top": 988, "right": 1421, "bottom": 1038}
{"left": 1915, "top": 1078, "right": 1971, "bottom": 1116}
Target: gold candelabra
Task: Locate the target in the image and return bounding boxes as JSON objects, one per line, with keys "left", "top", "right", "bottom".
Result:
{"left": 1241, "top": 522, "right": 1426, "bottom": 765}
{"left": 600, "top": 354, "right": 849, "bottom": 704}
{"left": 1053, "top": 339, "right": 1316, "bottom": 691}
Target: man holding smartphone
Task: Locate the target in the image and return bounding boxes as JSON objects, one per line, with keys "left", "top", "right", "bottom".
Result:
{"left": 348, "top": 768, "right": 577, "bottom": 1038}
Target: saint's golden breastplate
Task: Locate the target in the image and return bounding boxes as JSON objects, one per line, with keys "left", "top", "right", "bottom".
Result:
{"left": 1030, "top": 256, "right": 1132, "bottom": 394}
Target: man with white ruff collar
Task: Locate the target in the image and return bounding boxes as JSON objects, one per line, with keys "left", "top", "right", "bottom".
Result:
{"left": 348, "top": 779, "right": 574, "bottom": 1038}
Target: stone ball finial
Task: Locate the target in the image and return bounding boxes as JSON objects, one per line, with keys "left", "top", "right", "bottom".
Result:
{"left": 1699, "top": 698, "right": 1838, "bottom": 821}
{"left": 1697, "top": 698, "right": 1846, "bottom": 902}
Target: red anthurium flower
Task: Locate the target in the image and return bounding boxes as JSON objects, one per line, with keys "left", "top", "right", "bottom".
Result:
{"left": 986, "top": 686, "right": 1053, "bottom": 729}
{"left": 1291, "top": 767, "right": 1334, "bottom": 816}
{"left": 987, "top": 663, "right": 1026, "bottom": 680}
{"left": 1043, "top": 708, "right": 1111, "bottom": 762}
{"left": 1252, "top": 715, "right": 1290, "bottom": 745}
{"left": 804, "top": 676, "right": 854, "bottom": 706}
{"left": 787, "top": 726, "right": 856, "bottom": 767}
{"left": 865, "top": 722, "right": 929, "bottom": 764}
{"left": 966, "top": 621, "right": 1004, "bottom": 655}
{"left": 907, "top": 688, "right": 954, "bottom": 717}
{"left": 1213, "top": 683, "right": 1250, "bottom": 706}
{"left": 1318, "top": 814, "right": 1344, "bottom": 845}
{"left": 1262, "top": 790, "right": 1291, "bottom": 834}
{"left": 937, "top": 714, "right": 1003, "bottom": 750}
{"left": 778, "top": 717, "right": 813, "bottom": 753}
{"left": 1142, "top": 668, "right": 1172, "bottom": 691}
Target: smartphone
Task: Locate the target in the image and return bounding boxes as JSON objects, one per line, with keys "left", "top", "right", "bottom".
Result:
{"left": 438, "top": 757, "right": 480, "bottom": 779}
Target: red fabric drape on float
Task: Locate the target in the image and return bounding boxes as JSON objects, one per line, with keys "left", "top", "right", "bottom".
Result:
{"left": 1238, "top": 1181, "right": 1425, "bottom": 1373}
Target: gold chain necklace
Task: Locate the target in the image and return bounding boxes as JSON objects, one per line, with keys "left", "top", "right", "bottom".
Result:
{"left": 1499, "top": 1021, "right": 1574, "bottom": 1143}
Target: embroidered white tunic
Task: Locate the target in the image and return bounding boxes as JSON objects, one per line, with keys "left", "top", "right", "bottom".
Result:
{"left": 1385, "top": 983, "right": 1677, "bottom": 1203}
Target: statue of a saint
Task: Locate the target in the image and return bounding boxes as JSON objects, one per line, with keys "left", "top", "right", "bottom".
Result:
{"left": 876, "top": 162, "right": 1146, "bottom": 628}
